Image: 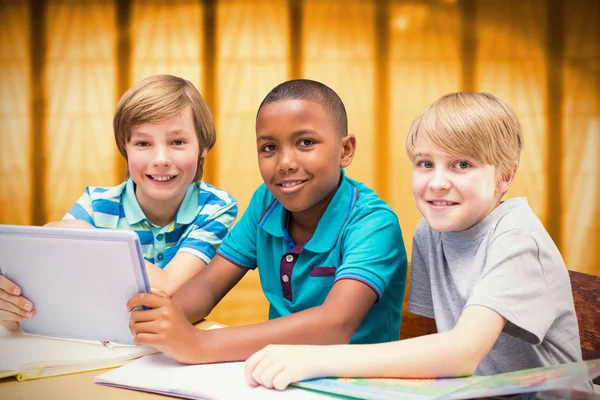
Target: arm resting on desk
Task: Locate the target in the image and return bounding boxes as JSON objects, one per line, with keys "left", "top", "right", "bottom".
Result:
{"left": 128, "top": 265, "right": 376, "bottom": 365}
{"left": 244, "top": 304, "right": 506, "bottom": 390}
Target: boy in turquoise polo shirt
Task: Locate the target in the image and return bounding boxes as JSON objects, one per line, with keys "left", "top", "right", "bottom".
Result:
{"left": 127, "top": 79, "right": 407, "bottom": 364}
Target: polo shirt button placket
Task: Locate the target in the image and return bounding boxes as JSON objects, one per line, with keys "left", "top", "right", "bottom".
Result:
{"left": 281, "top": 253, "right": 296, "bottom": 301}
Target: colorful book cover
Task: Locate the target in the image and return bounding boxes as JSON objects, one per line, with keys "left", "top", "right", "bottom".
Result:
{"left": 293, "top": 359, "right": 600, "bottom": 400}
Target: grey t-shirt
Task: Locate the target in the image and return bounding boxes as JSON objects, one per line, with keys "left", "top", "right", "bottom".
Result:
{"left": 408, "top": 198, "right": 588, "bottom": 388}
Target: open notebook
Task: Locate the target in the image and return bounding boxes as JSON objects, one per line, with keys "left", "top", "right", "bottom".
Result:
{"left": 95, "top": 353, "right": 338, "bottom": 399}
{"left": 94, "top": 354, "right": 600, "bottom": 400}
{"left": 0, "top": 326, "right": 156, "bottom": 381}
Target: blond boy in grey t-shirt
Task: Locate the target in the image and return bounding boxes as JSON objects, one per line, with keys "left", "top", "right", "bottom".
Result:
{"left": 241, "top": 92, "right": 590, "bottom": 393}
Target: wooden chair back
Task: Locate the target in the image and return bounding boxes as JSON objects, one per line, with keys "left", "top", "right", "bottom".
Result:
{"left": 400, "top": 264, "right": 437, "bottom": 340}
{"left": 569, "top": 270, "right": 600, "bottom": 385}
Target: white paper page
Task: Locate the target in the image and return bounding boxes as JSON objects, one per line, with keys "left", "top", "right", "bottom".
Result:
{"left": 0, "top": 326, "right": 154, "bottom": 371}
{"left": 96, "top": 353, "right": 337, "bottom": 400}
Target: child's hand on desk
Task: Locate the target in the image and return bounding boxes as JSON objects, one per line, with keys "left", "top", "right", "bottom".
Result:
{"left": 127, "top": 289, "right": 203, "bottom": 364}
{"left": 245, "top": 344, "right": 325, "bottom": 390}
{"left": 0, "top": 275, "right": 35, "bottom": 328}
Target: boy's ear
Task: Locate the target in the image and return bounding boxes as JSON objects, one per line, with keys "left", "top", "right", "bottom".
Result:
{"left": 200, "top": 147, "right": 208, "bottom": 159}
{"left": 496, "top": 164, "right": 517, "bottom": 194}
{"left": 340, "top": 134, "right": 357, "bottom": 168}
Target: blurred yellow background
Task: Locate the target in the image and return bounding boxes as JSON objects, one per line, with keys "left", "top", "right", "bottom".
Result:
{"left": 1, "top": 0, "right": 598, "bottom": 326}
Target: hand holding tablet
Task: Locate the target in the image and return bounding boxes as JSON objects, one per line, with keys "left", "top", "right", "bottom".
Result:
{"left": 0, "top": 225, "right": 149, "bottom": 345}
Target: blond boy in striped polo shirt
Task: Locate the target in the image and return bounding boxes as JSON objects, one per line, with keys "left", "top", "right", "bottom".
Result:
{"left": 0, "top": 74, "right": 237, "bottom": 329}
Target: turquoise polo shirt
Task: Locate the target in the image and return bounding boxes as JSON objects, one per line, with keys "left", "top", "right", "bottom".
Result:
{"left": 65, "top": 178, "right": 238, "bottom": 268}
{"left": 218, "top": 170, "right": 407, "bottom": 344}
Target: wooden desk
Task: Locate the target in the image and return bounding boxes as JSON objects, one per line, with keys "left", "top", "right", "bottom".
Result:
{"left": 0, "top": 320, "right": 218, "bottom": 400}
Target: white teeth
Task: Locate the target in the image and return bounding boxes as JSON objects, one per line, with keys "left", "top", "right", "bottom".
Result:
{"left": 431, "top": 201, "right": 455, "bottom": 206}
{"left": 151, "top": 176, "right": 174, "bottom": 182}
{"left": 280, "top": 181, "right": 303, "bottom": 188}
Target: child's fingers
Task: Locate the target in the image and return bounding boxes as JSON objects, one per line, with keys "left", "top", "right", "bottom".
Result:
{"left": 0, "top": 298, "right": 33, "bottom": 318}
{"left": 0, "top": 276, "right": 21, "bottom": 296}
{"left": 0, "top": 307, "right": 28, "bottom": 322}
{"left": 150, "top": 288, "right": 169, "bottom": 298}
{"left": 250, "top": 357, "right": 282, "bottom": 389}
{"left": 130, "top": 320, "right": 163, "bottom": 336}
{"left": 127, "top": 292, "right": 168, "bottom": 311}
{"left": 245, "top": 348, "right": 267, "bottom": 386}
{"left": 132, "top": 332, "right": 159, "bottom": 347}
{"left": 272, "top": 369, "right": 294, "bottom": 391}
{"left": 254, "top": 362, "right": 285, "bottom": 389}
{"left": 129, "top": 306, "right": 169, "bottom": 324}
{"left": 129, "top": 309, "right": 153, "bottom": 325}
{"left": 0, "top": 290, "right": 33, "bottom": 314}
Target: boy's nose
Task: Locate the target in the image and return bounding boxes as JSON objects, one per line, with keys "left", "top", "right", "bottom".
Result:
{"left": 428, "top": 171, "right": 451, "bottom": 191}
{"left": 153, "top": 159, "right": 171, "bottom": 168}
{"left": 152, "top": 147, "right": 172, "bottom": 168}
{"left": 277, "top": 150, "right": 298, "bottom": 172}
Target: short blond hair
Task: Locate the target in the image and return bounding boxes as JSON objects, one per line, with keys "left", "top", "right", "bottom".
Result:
{"left": 114, "top": 74, "right": 215, "bottom": 180}
{"left": 405, "top": 92, "right": 523, "bottom": 177}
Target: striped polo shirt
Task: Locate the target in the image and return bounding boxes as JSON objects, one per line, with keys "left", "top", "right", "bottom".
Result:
{"left": 64, "top": 178, "right": 237, "bottom": 268}
{"left": 218, "top": 169, "right": 407, "bottom": 344}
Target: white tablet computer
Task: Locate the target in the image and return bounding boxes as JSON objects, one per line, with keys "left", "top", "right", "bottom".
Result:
{"left": 0, "top": 225, "right": 149, "bottom": 345}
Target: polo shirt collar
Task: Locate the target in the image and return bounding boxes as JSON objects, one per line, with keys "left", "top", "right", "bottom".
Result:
{"left": 175, "top": 182, "right": 199, "bottom": 225}
{"left": 305, "top": 169, "right": 357, "bottom": 253}
{"left": 123, "top": 178, "right": 147, "bottom": 225}
{"left": 123, "top": 178, "right": 199, "bottom": 226}
{"left": 259, "top": 169, "right": 358, "bottom": 253}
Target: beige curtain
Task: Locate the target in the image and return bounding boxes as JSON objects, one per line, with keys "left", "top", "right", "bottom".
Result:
{"left": 304, "top": 0, "right": 376, "bottom": 188}
{"left": 131, "top": 0, "right": 202, "bottom": 93}
{"left": 45, "top": 0, "right": 117, "bottom": 222}
{"left": 389, "top": 0, "right": 462, "bottom": 257}
{"left": 0, "top": 1, "right": 31, "bottom": 225}
{"left": 476, "top": 0, "right": 548, "bottom": 223}
{"left": 562, "top": 3, "right": 600, "bottom": 274}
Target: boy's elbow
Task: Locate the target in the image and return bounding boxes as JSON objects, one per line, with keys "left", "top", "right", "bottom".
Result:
{"left": 453, "top": 357, "right": 479, "bottom": 377}
{"left": 448, "top": 332, "right": 488, "bottom": 377}
{"left": 323, "top": 311, "right": 361, "bottom": 344}
{"left": 336, "top": 326, "right": 356, "bottom": 344}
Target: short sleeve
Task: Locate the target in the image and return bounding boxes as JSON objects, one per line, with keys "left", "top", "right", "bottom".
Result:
{"left": 216, "top": 189, "right": 264, "bottom": 269}
{"left": 467, "top": 231, "right": 555, "bottom": 345}
{"left": 407, "top": 229, "right": 434, "bottom": 318}
{"left": 63, "top": 187, "right": 96, "bottom": 226}
{"left": 178, "top": 201, "right": 238, "bottom": 264}
{"left": 335, "top": 208, "right": 407, "bottom": 302}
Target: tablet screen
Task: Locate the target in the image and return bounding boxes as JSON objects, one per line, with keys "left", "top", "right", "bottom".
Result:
{"left": 0, "top": 225, "right": 149, "bottom": 345}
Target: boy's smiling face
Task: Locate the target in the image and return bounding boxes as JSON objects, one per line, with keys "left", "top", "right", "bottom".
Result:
{"left": 256, "top": 99, "right": 354, "bottom": 218}
{"left": 126, "top": 106, "right": 202, "bottom": 222}
{"left": 411, "top": 140, "right": 512, "bottom": 232}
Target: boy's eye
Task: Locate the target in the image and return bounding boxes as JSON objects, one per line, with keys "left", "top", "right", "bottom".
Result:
{"left": 454, "top": 161, "right": 471, "bottom": 170}
{"left": 298, "top": 139, "right": 315, "bottom": 147}
{"left": 417, "top": 160, "right": 433, "bottom": 168}
{"left": 262, "top": 144, "right": 277, "bottom": 153}
{"left": 134, "top": 141, "right": 150, "bottom": 147}
{"left": 172, "top": 140, "right": 186, "bottom": 146}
